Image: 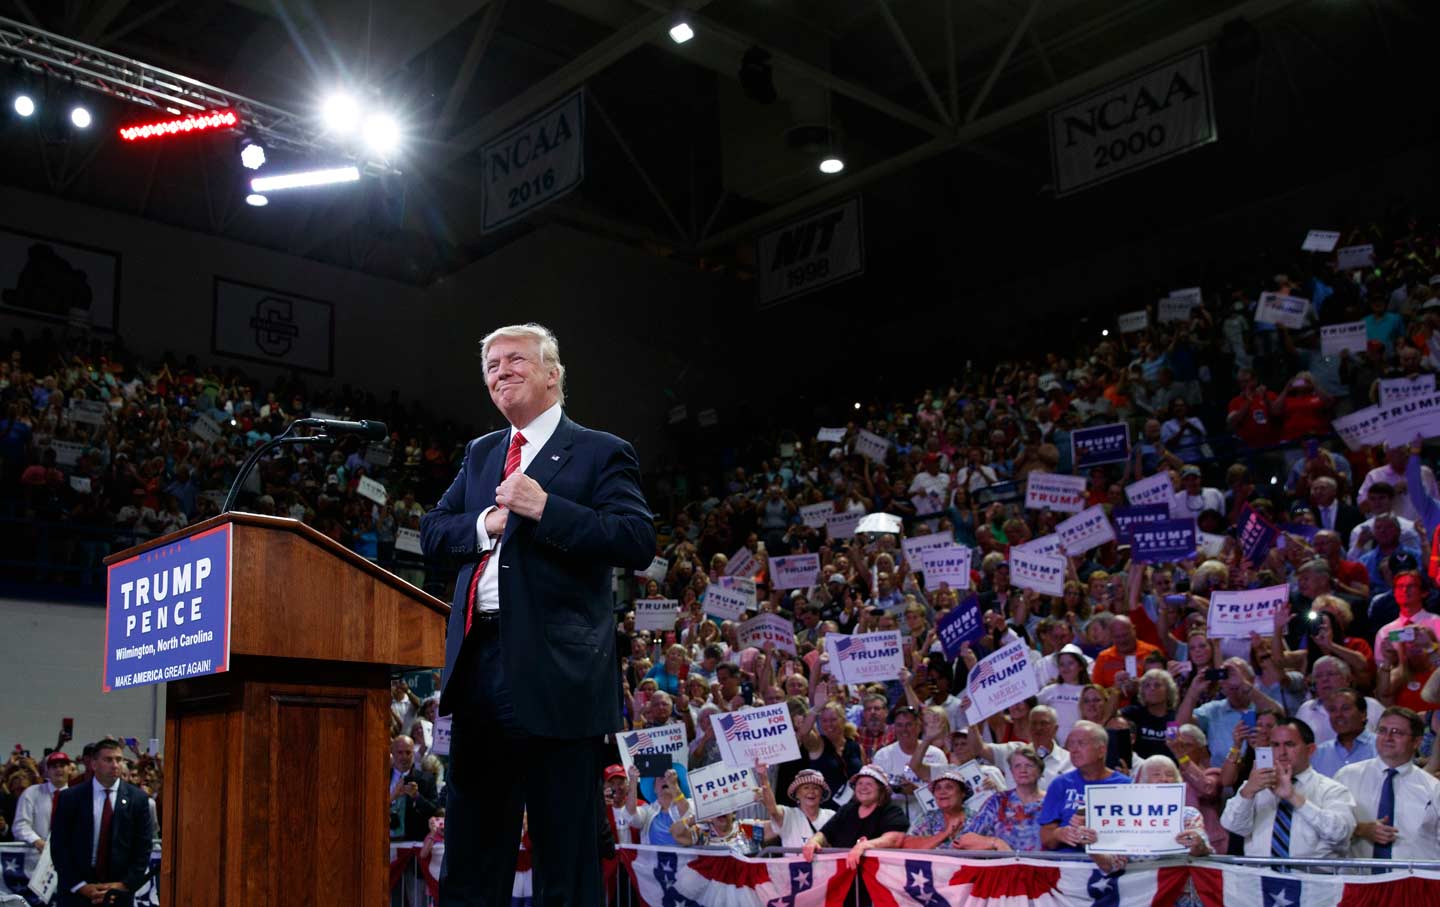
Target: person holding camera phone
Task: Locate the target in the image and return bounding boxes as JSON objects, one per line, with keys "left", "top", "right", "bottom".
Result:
{"left": 1177, "top": 657, "right": 1284, "bottom": 767}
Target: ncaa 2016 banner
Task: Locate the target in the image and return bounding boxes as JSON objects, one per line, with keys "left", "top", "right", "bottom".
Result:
{"left": 756, "top": 197, "right": 864, "bottom": 309}
{"left": 482, "top": 88, "right": 585, "bottom": 233}
{"left": 212, "top": 278, "right": 335, "bottom": 375}
{"left": 1049, "top": 48, "right": 1216, "bottom": 197}
{"left": 618, "top": 846, "right": 1440, "bottom": 907}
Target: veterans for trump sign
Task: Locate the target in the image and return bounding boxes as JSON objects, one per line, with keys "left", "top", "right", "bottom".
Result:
{"left": 757, "top": 197, "right": 865, "bottom": 308}
{"left": 825, "top": 631, "right": 905, "bottom": 685}
{"left": 711, "top": 703, "right": 801, "bottom": 769}
{"left": 1208, "top": 585, "right": 1287, "bottom": 639}
{"left": 1025, "top": 472, "right": 1087, "bottom": 513}
{"left": 771, "top": 553, "right": 820, "bottom": 590}
{"left": 963, "top": 640, "right": 1039, "bottom": 725}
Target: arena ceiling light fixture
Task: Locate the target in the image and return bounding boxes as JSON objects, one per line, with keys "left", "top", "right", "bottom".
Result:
{"left": 12, "top": 93, "right": 35, "bottom": 117}
{"left": 250, "top": 165, "right": 361, "bottom": 193}
{"left": 669, "top": 19, "right": 694, "bottom": 44}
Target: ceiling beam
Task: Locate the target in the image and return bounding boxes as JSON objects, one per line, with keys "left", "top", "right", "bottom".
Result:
{"left": 873, "top": 0, "right": 951, "bottom": 125}
{"left": 699, "top": 0, "right": 1307, "bottom": 252}
{"left": 965, "top": 0, "right": 1044, "bottom": 123}
{"left": 77, "top": 0, "right": 133, "bottom": 43}
{"left": 433, "top": 0, "right": 506, "bottom": 139}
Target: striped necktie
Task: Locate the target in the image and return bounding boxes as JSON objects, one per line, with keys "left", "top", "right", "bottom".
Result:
{"left": 463, "top": 431, "right": 525, "bottom": 636}
{"left": 1270, "top": 798, "right": 1293, "bottom": 865}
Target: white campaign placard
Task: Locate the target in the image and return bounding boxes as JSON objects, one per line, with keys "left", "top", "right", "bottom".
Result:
{"left": 1207, "top": 584, "right": 1288, "bottom": 639}
{"left": 816, "top": 427, "right": 847, "bottom": 443}
{"left": 191, "top": 413, "right": 222, "bottom": 444}
{"left": 902, "top": 531, "right": 954, "bottom": 566}
{"left": 771, "top": 553, "right": 820, "bottom": 590}
{"left": 1332, "top": 404, "right": 1386, "bottom": 451}
{"left": 482, "top": 88, "right": 585, "bottom": 233}
{"left": 1379, "top": 375, "right": 1437, "bottom": 406}
{"left": 1302, "top": 230, "right": 1341, "bottom": 253}
{"left": 855, "top": 513, "right": 903, "bottom": 535}
{"left": 1010, "top": 548, "right": 1067, "bottom": 596}
{"left": 1336, "top": 243, "right": 1375, "bottom": 271}
{"left": 704, "top": 583, "right": 752, "bottom": 621}
{"left": 1048, "top": 48, "right": 1216, "bottom": 197}
{"left": 689, "top": 763, "right": 759, "bottom": 820}
{"left": 634, "top": 598, "right": 680, "bottom": 632}
{"left": 395, "top": 527, "right": 423, "bottom": 555}
{"left": 918, "top": 544, "right": 972, "bottom": 591}
{"left": 825, "top": 509, "right": 864, "bottom": 540}
{"left": 1025, "top": 472, "right": 1087, "bottom": 513}
{"left": 365, "top": 443, "right": 393, "bottom": 468}
{"left": 911, "top": 491, "right": 944, "bottom": 517}
{"left": 718, "top": 575, "right": 757, "bottom": 605}
{"left": 757, "top": 196, "right": 865, "bottom": 308}
{"left": 1320, "top": 321, "right": 1368, "bottom": 356}
{"left": 431, "top": 716, "right": 452, "bottom": 756}
{"left": 68, "top": 475, "right": 91, "bottom": 494}
{"left": 1118, "top": 310, "right": 1149, "bottom": 334}
{"left": 214, "top": 278, "right": 334, "bottom": 375}
{"left": 49, "top": 441, "right": 82, "bottom": 468}
{"left": 357, "top": 475, "right": 387, "bottom": 505}
{"left": 1086, "top": 783, "right": 1187, "bottom": 855}
{"left": 1168, "top": 287, "right": 1202, "bottom": 307}
{"left": 1126, "top": 472, "right": 1175, "bottom": 508}
{"left": 825, "top": 631, "right": 905, "bottom": 685}
{"left": 1056, "top": 505, "right": 1117, "bottom": 556}
{"left": 1378, "top": 392, "right": 1440, "bottom": 448}
{"left": 68, "top": 399, "right": 108, "bottom": 426}
{"left": 738, "top": 613, "right": 797, "bottom": 655}
{"left": 636, "top": 556, "right": 669, "bottom": 583}
{"left": 1014, "top": 533, "right": 1065, "bottom": 559}
{"left": 799, "top": 502, "right": 832, "bottom": 529}
{"left": 963, "top": 640, "right": 1040, "bottom": 725}
{"left": 1158, "top": 297, "right": 1198, "bottom": 323}
{"left": 725, "top": 546, "right": 758, "bottom": 578}
{"left": 853, "top": 429, "right": 890, "bottom": 464}
{"left": 1197, "top": 531, "right": 1228, "bottom": 558}
{"left": 1254, "top": 293, "right": 1311, "bottom": 329}
{"left": 711, "top": 704, "right": 801, "bottom": 769}
{"left": 618, "top": 723, "right": 689, "bottom": 777}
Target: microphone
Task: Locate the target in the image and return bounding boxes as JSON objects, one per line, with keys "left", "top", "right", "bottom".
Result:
{"left": 297, "top": 418, "right": 389, "bottom": 441}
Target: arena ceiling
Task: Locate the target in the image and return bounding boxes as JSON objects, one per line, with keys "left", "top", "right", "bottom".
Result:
{"left": 0, "top": 0, "right": 1434, "bottom": 288}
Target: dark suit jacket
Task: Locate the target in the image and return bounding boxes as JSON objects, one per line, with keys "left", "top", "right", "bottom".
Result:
{"left": 420, "top": 412, "right": 655, "bottom": 738}
{"left": 51, "top": 779, "right": 154, "bottom": 902}
{"left": 389, "top": 767, "right": 440, "bottom": 841}
{"left": 1326, "top": 502, "right": 1363, "bottom": 543}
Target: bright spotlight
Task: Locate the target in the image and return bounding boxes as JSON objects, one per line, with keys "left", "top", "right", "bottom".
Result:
{"left": 250, "top": 165, "right": 361, "bottom": 193}
{"left": 853, "top": 402, "right": 861, "bottom": 410}
{"left": 362, "top": 113, "right": 400, "bottom": 156}
{"left": 669, "top": 21, "right": 694, "bottom": 43}
{"left": 240, "top": 142, "right": 266, "bottom": 170}
{"left": 245, "top": 193, "right": 269, "bottom": 207}
{"left": 1101, "top": 328, "right": 1110, "bottom": 337}
{"left": 13, "top": 95, "right": 35, "bottom": 118}
{"left": 321, "top": 93, "right": 360, "bottom": 134}
{"left": 70, "top": 106, "right": 92, "bottom": 129}
{"left": 819, "top": 156, "right": 845, "bottom": 174}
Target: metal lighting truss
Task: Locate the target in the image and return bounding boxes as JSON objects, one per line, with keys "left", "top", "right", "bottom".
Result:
{"left": 0, "top": 15, "right": 397, "bottom": 175}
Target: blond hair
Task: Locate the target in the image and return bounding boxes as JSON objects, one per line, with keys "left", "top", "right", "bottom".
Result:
{"left": 480, "top": 323, "right": 566, "bottom": 405}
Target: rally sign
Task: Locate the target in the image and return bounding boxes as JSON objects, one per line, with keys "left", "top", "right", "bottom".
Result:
{"left": 963, "top": 640, "right": 1039, "bottom": 725}
{"left": 69, "top": 475, "right": 92, "bottom": 494}
{"left": 799, "top": 502, "right": 832, "bottom": 529}
{"left": 1048, "top": 48, "right": 1216, "bottom": 197}
{"left": 1025, "top": 472, "right": 1087, "bottom": 513}
{"left": 1086, "top": 783, "right": 1187, "bottom": 855}
{"left": 364, "top": 443, "right": 392, "bottom": 468}
{"left": 1055, "top": 505, "right": 1116, "bottom": 556}
{"left": 636, "top": 556, "right": 670, "bottom": 583}
{"left": 853, "top": 429, "right": 890, "bottom": 464}
{"left": 1072, "top": 423, "right": 1130, "bottom": 468}
{"left": 431, "top": 716, "right": 452, "bottom": 756}
{"left": 482, "top": 88, "right": 585, "bottom": 232}
{"left": 825, "top": 509, "right": 864, "bottom": 540}
{"left": 1335, "top": 243, "right": 1375, "bottom": 271}
{"left": 918, "top": 545, "right": 972, "bottom": 591}
{"left": 69, "top": 399, "right": 109, "bottom": 426}
{"left": 825, "top": 631, "right": 905, "bottom": 685}
{"left": 1197, "top": 531, "right": 1228, "bottom": 559}
{"left": 1254, "top": 293, "right": 1310, "bottom": 329}
{"left": 711, "top": 703, "right": 802, "bottom": 769}
{"left": 1126, "top": 472, "right": 1175, "bottom": 508}
{"left": 902, "top": 531, "right": 953, "bottom": 567}
{"left": 1320, "top": 322, "right": 1367, "bottom": 356}
{"left": 1117, "top": 310, "right": 1149, "bottom": 334}
{"left": 816, "top": 427, "right": 846, "bottom": 443}
{"left": 1014, "top": 533, "right": 1064, "bottom": 558}
{"left": 688, "top": 763, "right": 759, "bottom": 820}
{"left": 756, "top": 196, "right": 865, "bottom": 308}
{"left": 1237, "top": 504, "right": 1280, "bottom": 567}
{"left": 936, "top": 595, "right": 984, "bottom": 660}
{"left": 1301, "top": 230, "right": 1340, "bottom": 252}
{"left": 1111, "top": 504, "right": 1169, "bottom": 543}
{"left": 618, "top": 723, "right": 690, "bottom": 799}
{"left": 105, "top": 523, "right": 232, "bottom": 691}
{"left": 634, "top": 598, "right": 680, "bottom": 632}
{"left": 1379, "top": 375, "right": 1437, "bottom": 406}
{"left": 973, "top": 481, "right": 1023, "bottom": 506}
{"left": 1010, "top": 548, "right": 1066, "bottom": 596}
{"left": 190, "top": 413, "right": 223, "bottom": 444}
{"left": 704, "top": 584, "right": 752, "bottom": 621}
{"left": 725, "top": 547, "right": 758, "bottom": 578}
{"left": 1130, "top": 519, "right": 1197, "bottom": 563}
{"left": 1377, "top": 391, "right": 1440, "bottom": 448}
{"left": 718, "top": 575, "right": 757, "bottom": 604}
{"left": 855, "top": 513, "right": 903, "bottom": 535}
{"left": 395, "top": 527, "right": 423, "bottom": 555}
{"left": 357, "top": 475, "right": 387, "bottom": 505}
{"left": 1332, "top": 404, "right": 1386, "bottom": 451}
{"left": 738, "top": 613, "right": 797, "bottom": 655}
{"left": 1157, "top": 296, "right": 1197, "bottom": 324}
{"left": 771, "top": 553, "right": 820, "bottom": 591}
{"left": 1208, "top": 585, "right": 1287, "bottom": 639}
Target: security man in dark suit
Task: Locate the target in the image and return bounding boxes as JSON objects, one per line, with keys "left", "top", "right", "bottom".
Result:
{"left": 50, "top": 737, "right": 154, "bottom": 906}
{"left": 421, "top": 324, "right": 655, "bottom": 907}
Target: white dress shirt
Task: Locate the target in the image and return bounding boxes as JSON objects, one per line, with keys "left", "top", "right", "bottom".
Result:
{"left": 12, "top": 780, "right": 59, "bottom": 873}
{"left": 1334, "top": 757, "right": 1440, "bottom": 859}
{"left": 473, "top": 401, "right": 563, "bottom": 613}
{"left": 91, "top": 778, "right": 118, "bottom": 866}
{"left": 1219, "top": 767, "right": 1357, "bottom": 858}
{"left": 1294, "top": 695, "right": 1383, "bottom": 745}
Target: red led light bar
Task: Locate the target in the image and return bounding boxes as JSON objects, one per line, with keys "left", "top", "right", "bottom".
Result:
{"left": 118, "top": 109, "right": 241, "bottom": 142}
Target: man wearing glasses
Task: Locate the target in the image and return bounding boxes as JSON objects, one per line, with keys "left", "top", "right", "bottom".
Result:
{"left": 1334, "top": 706, "right": 1440, "bottom": 860}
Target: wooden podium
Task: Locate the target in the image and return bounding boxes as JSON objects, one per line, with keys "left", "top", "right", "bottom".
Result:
{"left": 105, "top": 512, "right": 449, "bottom": 907}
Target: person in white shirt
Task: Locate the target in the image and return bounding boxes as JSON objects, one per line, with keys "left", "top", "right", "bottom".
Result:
{"left": 1359, "top": 444, "right": 1438, "bottom": 528}
{"left": 972, "top": 705, "right": 1072, "bottom": 790}
{"left": 1334, "top": 706, "right": 1440, "bottom": 860}
{"left": 1294, "top": 656, "right": 1383, "bottom": 745}
{"left": 1169, "top": 465, "right": 1224, "bottom": 520}
{"left": 1037, "top": 645, "right": 1088, "bottom": 741}
{"left": 1035, "top": 624, "right": 1094, "bottom": 685}
{"left": 1220, "top": 717, "right": 1357, "bottom": 859}
{"left": 12, "top": 751, "right": 71, "bottom": 876}
{"left": 1346, "top": 484, "right": 1424, "bottom": 559}
{"left": 871, "top": 707, "right": 948, "bottom": 823}
{"left": 756, "top": 768, "right": 837, "bottom": 848}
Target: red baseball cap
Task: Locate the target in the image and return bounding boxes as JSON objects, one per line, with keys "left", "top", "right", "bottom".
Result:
{"left": 603, "top": 764, "right": 626, "bottom": 781}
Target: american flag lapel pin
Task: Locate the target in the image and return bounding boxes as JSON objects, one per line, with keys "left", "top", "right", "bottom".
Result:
{"left": 551, "top": 455, "right": 560, "bottom": 461}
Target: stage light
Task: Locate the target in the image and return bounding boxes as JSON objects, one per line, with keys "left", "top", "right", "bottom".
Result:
{"left": 321, "top": 93, "right": 360, "bottom": 134}
{"left": 118, "top": 108, "right": 239, "bottom": 142}
{"left": 819, "top": 156, "right": 844, "bottom": 174}
{"left": 70, "top": 105, "right": 92, "bottom": 129}
{"left": 362, "top": 113, "right": 400, "bottom": 156}
{"left": 250, "top": 165, "right": 360, "bottom": 193}
{"left": 13, "top": 94, "right": 35, "bottom": 118}
{"left": 669, "top": 20, "right": 694, "bottom": 44}
{"left": 1101, "top": 329, "right": 1109, "bottom": 337}
{"left": 853, "top": 402, "right": 861, "bottom": 410}
{"left": 240, "top": 140, "right": 266, "bottom": 170}
{"left": 245, "top": 193, "right": 269, "bottom": 207}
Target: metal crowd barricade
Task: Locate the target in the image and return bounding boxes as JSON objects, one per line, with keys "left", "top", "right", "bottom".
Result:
{"left": 0, "top": 842, "right": 161, "bottom": 905}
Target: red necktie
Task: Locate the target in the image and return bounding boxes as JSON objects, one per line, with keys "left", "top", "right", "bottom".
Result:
{"left": 95, "top": 787, "right": 114, "bottom": 878}
{"left": 464, "top": 431, "right": 526, "bottom": 636}
{"left": 50, "top": 790, "right": 59, "bottom": 824}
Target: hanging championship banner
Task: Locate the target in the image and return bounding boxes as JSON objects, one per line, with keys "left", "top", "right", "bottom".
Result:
{"left": 482, "top": 88, "right": 585, "bottom": 233}
{"left": 1048, "top": 48, "right": 1216, "bottom": 197}
{"left": 213, "top": 278, "right": 335, "bottom": 375}
{"left": 756, "top": 197, "right": 865, "bottom": 308}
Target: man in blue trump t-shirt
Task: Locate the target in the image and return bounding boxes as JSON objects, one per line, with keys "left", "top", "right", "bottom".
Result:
{"left": 1039, "top": 720, "right": 1131, "bottom": 852}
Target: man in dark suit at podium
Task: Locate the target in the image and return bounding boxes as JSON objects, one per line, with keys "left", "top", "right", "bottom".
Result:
{"left": 50, "top": 738, "right": 154, "bottom": 906}
{"left": 421, "top": 323, "right": 655, "bottom": 907}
